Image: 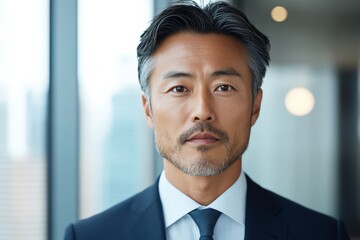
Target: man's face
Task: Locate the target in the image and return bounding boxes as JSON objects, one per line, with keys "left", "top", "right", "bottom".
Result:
{"left": 142, "top": 32, "right": 262, "bottom": 176}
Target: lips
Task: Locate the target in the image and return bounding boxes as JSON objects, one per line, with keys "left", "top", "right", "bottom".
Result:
{"left": 186, "top": 132, "right": 220, "bottom": 144}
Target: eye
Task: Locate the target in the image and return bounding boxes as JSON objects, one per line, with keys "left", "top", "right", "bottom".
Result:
{"left": 170, "top": 86, "right": 189, "bottom": 93}
{"left": 215, "top": 85, "right": 234, "bottom": 92}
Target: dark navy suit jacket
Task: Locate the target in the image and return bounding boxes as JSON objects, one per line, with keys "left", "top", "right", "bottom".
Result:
{"left": 64, "top": 175, "right": 350, "bottom": 240}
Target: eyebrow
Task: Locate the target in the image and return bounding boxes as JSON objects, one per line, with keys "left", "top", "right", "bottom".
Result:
{"left": 162, "top": 71, "right": 193, "bottom": 80}
{"left": 211, "top": 68, "right": 243, "bottom": 79}
{"left": 162, "top": 68, "right": 243, "bottom": 80}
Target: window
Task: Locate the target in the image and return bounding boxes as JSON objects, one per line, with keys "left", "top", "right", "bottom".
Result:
{"left": 78, "top": 0, "right": 154, "bottom": 218}
{"left": 0, "top": 0, "right": 48, "bottom": 239}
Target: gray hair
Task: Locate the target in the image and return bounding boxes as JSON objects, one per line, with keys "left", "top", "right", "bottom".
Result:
{"left": 137, "top": 0, "right": 270, "bottom": 103}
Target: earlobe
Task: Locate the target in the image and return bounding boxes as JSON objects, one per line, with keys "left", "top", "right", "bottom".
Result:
{"left": 251, "top": 88, "right": 263, "bottom": 126}
{"left": 142, "top": 94, "right": 154, "bottom": 128}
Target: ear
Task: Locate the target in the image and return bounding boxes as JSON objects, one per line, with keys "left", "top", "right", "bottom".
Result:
{"left": 250, "top": 88, "right": 263, "bottom": 126}
{"left": 142, "top": 94, "right": 154, "bottom": 128}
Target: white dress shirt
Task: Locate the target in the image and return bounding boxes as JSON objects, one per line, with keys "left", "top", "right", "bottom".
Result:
{"left": 158, "top": 170, "right": 247, "bottom": 240}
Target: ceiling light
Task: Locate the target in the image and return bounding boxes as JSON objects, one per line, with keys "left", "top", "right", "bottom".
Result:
{"left": 271, "top": 6, "right": 288, "bottom": 22}
{"left": 285, "top": 87, "right": 315, "bottom": 116}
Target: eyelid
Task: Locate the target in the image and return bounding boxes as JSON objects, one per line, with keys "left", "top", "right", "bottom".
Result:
{"left": 168, "top": 85, "right": 189, "bottom": 93}
{"left": 215, "top": 84, "right": 235, "bottom": 92}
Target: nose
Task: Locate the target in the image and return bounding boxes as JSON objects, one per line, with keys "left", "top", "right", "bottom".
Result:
{"left": 191, "top": 89, "right": 215, "bottom": 123}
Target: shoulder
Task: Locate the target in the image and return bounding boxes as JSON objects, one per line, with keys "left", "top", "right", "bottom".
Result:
{"left": 245, "top": 175, "right": 350, "bottom": 239}
{"left": 246, "top": 174, "right": 334, "bottom": 221}
{"left": 266, "top": 186, "right": 337, "bottom": 225}
{"left": 64, "top": 183, "right": 159, "bottom": 240}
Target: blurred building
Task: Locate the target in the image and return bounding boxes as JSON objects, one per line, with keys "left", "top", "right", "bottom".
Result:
{"left": 102, "top": 89, "right": 147, "bottom": 208}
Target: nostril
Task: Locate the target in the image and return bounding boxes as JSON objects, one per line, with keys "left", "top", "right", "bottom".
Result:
{"left": 193, "top": 116, "right": 212, "bottom": 122}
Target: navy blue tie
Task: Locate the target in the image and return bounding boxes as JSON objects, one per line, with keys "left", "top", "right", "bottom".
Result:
{"left": 189, "top": 208, "right": 221, "bottom": 240}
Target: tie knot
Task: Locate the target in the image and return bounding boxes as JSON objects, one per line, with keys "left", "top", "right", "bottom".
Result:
{"left": 189, "top": 208, "right": 221, "bottom": 240}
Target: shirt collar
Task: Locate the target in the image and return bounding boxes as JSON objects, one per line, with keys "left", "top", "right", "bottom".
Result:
{"left": 158, "top": 170, "right": 247, "bottom": 228}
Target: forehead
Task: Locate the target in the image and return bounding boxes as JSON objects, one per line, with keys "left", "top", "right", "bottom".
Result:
{"left": 151, "top": 32, "right": 251, "bottom": 79}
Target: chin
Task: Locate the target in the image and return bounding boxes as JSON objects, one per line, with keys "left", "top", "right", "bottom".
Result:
{"left": 171, "top": 157, "right": 234, "bottom": 177}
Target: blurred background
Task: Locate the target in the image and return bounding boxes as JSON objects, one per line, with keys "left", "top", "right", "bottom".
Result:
{"left": 0, "top": 0, "right": 359, "bottom": 239}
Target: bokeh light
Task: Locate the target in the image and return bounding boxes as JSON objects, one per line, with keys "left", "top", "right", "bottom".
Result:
{"left": 285, "top": 87, "right": 315, "bottom": 116}
{"left": 271, "top": 6, "right": 288, "bottom": 22}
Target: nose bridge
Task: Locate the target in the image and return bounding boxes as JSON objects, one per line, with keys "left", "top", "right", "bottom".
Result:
{"left": 192, "top": 86, "right": 214, "bottom": 122}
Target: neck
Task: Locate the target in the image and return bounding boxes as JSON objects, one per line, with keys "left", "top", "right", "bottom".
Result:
{"left": 163, "top": 160, "right": 242, "bottom": 206}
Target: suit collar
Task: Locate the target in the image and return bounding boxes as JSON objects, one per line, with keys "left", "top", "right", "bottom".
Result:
{"left": 159, "top": 170, "right": 247, "bottom": 227}
{"left": 245, "top": 175, "right": 289, "bottom": 240}
{"left": 124, "top": 179, "right": 166, "bottom": 240}
{"left": 122, "top": 175, "right": 289, "bottom": 240}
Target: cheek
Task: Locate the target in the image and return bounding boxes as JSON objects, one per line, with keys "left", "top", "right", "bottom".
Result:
{"left": 217, "top": 105, "right": 253, "bottom": 142}
{"left": 217, "top": 99, "right": 253, "bottom": 123}
{"left": 151, "top": 97, "right": 189, "bottom": 126}
{"left": 151, "top": 108, "right": 182, "bottom": 141}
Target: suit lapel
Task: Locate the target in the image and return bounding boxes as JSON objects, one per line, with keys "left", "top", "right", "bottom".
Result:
{"left": 124, "top": 180, "right": 166, "bottom": 240}
{"left": 244, "top": 175, "right": 288, "bottom": 240}
{"left": 121, "top": 175, "right": 289, "bottom": 240}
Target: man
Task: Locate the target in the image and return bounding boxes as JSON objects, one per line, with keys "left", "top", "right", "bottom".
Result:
{"left": 65, "top": 1, "right": 350, "bottom": 239}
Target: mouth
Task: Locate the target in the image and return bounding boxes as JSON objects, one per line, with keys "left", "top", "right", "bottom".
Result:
{"left": 186, "top": 132, "right": 220, "bottom": 145}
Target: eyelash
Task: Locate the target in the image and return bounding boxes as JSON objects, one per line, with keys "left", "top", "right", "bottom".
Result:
{"left": 170, "top": 86, "right": 189, "bottom": 93}
{"left": 215, "top": 85, "right": 234, "bottom": 92}
{"left": 169, "top": 84, "right": 235, "bottom": 93}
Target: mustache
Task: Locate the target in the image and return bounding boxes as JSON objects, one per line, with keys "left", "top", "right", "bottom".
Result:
{"left": 178, "top": 122, "right": 229, "bottom": 145}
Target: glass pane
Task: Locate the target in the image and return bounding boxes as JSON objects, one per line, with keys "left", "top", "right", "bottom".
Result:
{"left": 0, "top": 0, "right": 48, "bottom": 239}
{"left": 78, "top": 0, "right": 154, "bottom": 218}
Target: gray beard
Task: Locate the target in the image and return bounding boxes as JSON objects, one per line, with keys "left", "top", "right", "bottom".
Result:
{"left": 165, "top": 153, "right": 241, "bottom": 176}
{"left": 154, "top": 122, "right": 249, "bottom": 176}
{"left": 156, "top": 137, "right": 247, "bottom": 176}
